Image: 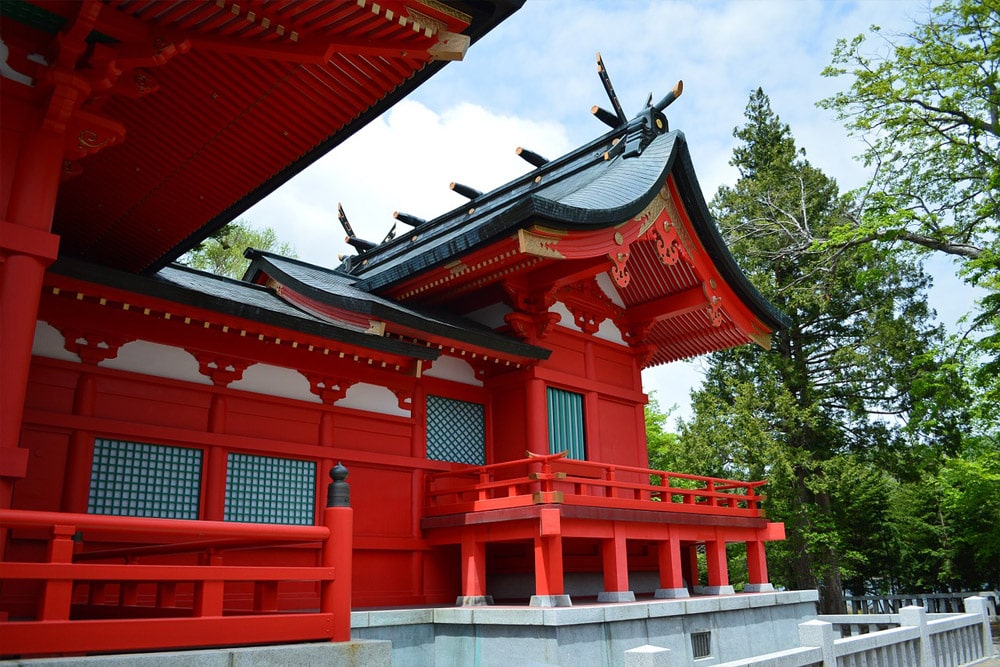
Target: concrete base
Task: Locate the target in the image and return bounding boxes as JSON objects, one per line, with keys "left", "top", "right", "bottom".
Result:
{"left": 529, "top": 594, "right": 573, "bottom": 607}
{"left": 456, "top": 595, "right": 494, "bottom": 606}
{"left": 654, "top": 587, "right": 690, "bottom": 599}
{"left": 694, "top": 585, "right": 736, "bottom": 595}
{"left": 351, "top": 589, "right": 822, "bottom": 667}
{"left": 743, "top": 583, "right": 776, "bottom": 593}
{"left": 3, "top": 640, "right": 392, "bottom": 667}
{"left": 598, "top": 591, "right": 637, "bottom": 603}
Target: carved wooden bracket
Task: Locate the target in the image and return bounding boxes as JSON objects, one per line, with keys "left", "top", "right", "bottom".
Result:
{"left": 607, "top": 249, "right": 630, "bottom": 287}
{"left": 191, "top": 352, "right": 251, "bottom": 387}
{"left": 622, "top": 319, "right": 656, "bottom": 346}
{"left": 504, "top": 311, "right": 561, "bottom": 341}
{"left": 650, "top": 216, "right": 691, "bottom": 267}
{"left": 558, "top": 278, "right": 624, "bottom": 336}
{"left": 392, "top": 388, "right": 414, "bottom": 412}
{"left": 304, "top": 374, "right": 355, "bottom": 405}
{"left": 61, "top": 328, "right": 134, "bottom": 365}
{"left": 502, "top": 280, "right": 561, "bottom": 340}
{"left": 703, "top": 279, "right": 724, "bottom": 327}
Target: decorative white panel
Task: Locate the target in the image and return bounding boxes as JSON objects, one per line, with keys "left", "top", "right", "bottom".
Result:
{"left": 229, "top": 363, "right": 317, "bottom": 402}
{"left": 423, "top": 356, "right": 483, "bottom": 386}
{"left": 101, "top": 340, "right": 211, "bottom": 385}
{"left": 32, "top": 321, "right": 80, "bottom": 362}
{"left": 596, "top": 272, "right": 626, "bottom": 307}
{"left": 336, "top": 382, "right": 409, "bottom": 417}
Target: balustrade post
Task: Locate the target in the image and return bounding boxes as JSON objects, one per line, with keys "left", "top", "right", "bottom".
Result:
{"left": 798, "top": 620, "right": 835, "bottom": 666}
{"left": 322, "top": 462, "right": 353, "bottom": 642}
{"left": 964, "top": 596, "right": 993, "bottom": 659}
{"left": 38, "top": 524, "right": 76, "bottom": 621}
{"left": 194, "top": 548, "right": 224, "bottom": 617}
{"left": 900, "top": 605, "right": 933, "bottom": 667}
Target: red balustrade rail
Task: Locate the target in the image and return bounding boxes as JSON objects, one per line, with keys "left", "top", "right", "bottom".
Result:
{"left": 0, "top": 503, "right": 353, "bottom": 658}
{"left": 424, "top": 453, "right": 767, "bottom": 518}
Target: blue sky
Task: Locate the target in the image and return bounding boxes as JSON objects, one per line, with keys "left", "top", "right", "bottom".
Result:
{"left": 245, "top": 0, "right": 972, "bottom": 423}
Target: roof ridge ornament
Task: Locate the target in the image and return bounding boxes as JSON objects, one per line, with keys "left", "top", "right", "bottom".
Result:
{"left": 338, "top": 202, "right": 377, "bottom": 254}
{"left": 592, "top": 52, "right": 683, "bottom": 161}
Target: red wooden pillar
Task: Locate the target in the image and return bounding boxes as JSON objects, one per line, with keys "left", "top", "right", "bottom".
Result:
{"left": 598, "top": 524, "right": 634, "bottom": 602}
{"left": 62, "top": 373, "right": 97, "bottom": 512}
{"left": 531, "top": 507, "right": 568, "bottom": 606}
{"left": 683, "top": 543, "right": 700, "bottom": 590}
{"left": 458, "top": 531, "right": 487, "bottom": 599}
{"left": 744, "top": 539, "right": 775, "bottom": 593}
{"left": 525, "top": 376, "right": 548, "bottom": 455}
{"left": 704, "top": 530, "right": 734, "bottom": 594}
{"left": 654, "top": 534, "right": 689, "bottom": 598}
{"left": 203, "top": 394, "right": 229, "bottom": 521}
{"left": 1, "top": 71, "right": 89, "bottom": 521}
{"left": 38, "top": 524, "right": 76, "bottom": 621}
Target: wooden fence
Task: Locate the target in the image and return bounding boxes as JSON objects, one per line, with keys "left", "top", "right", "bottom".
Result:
{"left": 0, "top": 466, "right": 353, "bottom": 659}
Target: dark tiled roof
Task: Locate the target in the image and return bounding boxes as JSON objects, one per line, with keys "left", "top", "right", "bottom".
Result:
{"left": 244, "top": 251, "right": 550, "bottom": 360}
{"left": 341, "top": 128, "right": 788, "bottom": 331}
{"left": 48, "top": 258, "right": 438, "bottom": 360}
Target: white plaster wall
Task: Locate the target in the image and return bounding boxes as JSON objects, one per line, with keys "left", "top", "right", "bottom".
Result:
{"left": 336, "top": 382, "right": 410, "bottom": 417}
{"left": 101, "top": 340, "right": 212, "bottom": 385}
{"left": 32, "top": 321, "right": 81, "bottom": 362}
{"left": 423, "top": 356, "right": 483, "bottom": 386}
{"left": 229, "top": 363, "right": 317, "bottom": 402}
{"left": 596, "top": 272, "right": 626, "bottom": 307}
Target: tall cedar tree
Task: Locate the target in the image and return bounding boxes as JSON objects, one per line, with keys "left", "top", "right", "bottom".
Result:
{"left": 820, "top": 0, "right": 1000, "bottom": 414}
{"left": 682, "top": 90, "right": 944, "bottom": 613}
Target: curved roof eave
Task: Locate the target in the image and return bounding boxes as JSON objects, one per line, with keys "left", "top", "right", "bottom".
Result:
{"left": 347, "top": 127, "right": 789, "bottom": 332}
{"left": 245, "top": 249, "right": 551, "bottom": 360}
{"left": 47, "top": 258, "right": 439, "bottom": 361}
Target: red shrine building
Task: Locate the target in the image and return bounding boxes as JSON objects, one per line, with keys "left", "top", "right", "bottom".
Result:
{"left": 1, "top": 0, "right": 788, "bottom": 658}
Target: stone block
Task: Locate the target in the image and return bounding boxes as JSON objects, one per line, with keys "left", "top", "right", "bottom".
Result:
{"left": 653, "top": 588, "right": 689, "bottom": 599}
{"left": 543, "top": 605, "right": 606, "bottom": 626}
{"left": 367, "top": 607, "right": 433, "bottom": 626}
{"left": 624, "top": 644, "right": 673, "bottom": 667}
{"left": 529, "top": 594, "right": 572, "bottom": 608}
{"left": 598, "top": 590, "right": 637, "bottom": 603}
{"left": 229, "top": 641, "right": 392, "bottom": 667}
{"left": 646, "top": 599, "right": 687, "bottom": 619}
{"left": 684, "top": 596, "right": 722, "bottom": 615}
{"left": 719, "top": 595, "right": 750, "bottom": 611}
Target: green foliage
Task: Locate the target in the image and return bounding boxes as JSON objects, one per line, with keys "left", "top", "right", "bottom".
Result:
{"left": 820, "top": 0, "right": 1000, "bottom": 395}
{"left": 679, "top": 89, "right": 958, "bottom": 612}
{"left": 181, "top": 219, "right": 296, "bottom": 279}
{"left": 819, "top": 0, "right": 999, "bottom": 268}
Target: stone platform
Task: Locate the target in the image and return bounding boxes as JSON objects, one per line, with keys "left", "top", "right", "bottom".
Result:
{"left": 351, "top": 590, "right": 819, "bottom": 666}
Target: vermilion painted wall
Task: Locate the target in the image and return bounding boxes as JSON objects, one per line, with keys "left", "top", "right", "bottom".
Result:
{"left": 11, "top": 300, "right": 651, "bottom": 609}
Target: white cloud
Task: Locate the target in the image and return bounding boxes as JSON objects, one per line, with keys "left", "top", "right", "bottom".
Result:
{"left": 241, "top": 0, "right": 962, "bottom": 424}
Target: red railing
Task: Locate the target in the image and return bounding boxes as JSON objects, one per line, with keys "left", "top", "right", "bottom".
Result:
{"left": 0, "top": 485, "right": 353, "bottom": 657}
{"left": 424, "top": 452, "right": 767, "bottom": 518}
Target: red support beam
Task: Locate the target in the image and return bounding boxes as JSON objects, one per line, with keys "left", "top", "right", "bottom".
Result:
{"left": 460, "top": 532, "right": 486, "bottom": 598}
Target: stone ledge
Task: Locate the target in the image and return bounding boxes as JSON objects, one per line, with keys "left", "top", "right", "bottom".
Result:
{"left": 4, "top": 641, "right": 393, "bottom": 667}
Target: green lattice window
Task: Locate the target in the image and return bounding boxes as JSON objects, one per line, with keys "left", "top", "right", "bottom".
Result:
{"left": 88, "top": 439, "right": 202, "bottom": 519}
{"left": 426, "top": 395, "right": 485, "bottom": 465}
{"left": 547, "top": 387, "right": 586, "bottom": 460}
{"left": 224, "top": 453, "right": 316, "bottom": 525}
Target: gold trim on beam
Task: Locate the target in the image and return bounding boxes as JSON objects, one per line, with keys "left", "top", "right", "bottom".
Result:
{"left": 518, "top": 228, "right": 565, "bottom": 259}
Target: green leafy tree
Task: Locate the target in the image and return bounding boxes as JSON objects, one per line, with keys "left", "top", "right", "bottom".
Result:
{"left": 181, "top": 219, "right": 296, "bottom": 279}
{"left": 819, "top": 0, "right": 999, "bottom": 274}
{"left": 682, "top": 89, "right": 949, "bottom": 613}
{"left": 820, "top": 0, "right": 1000, "bottom": 416}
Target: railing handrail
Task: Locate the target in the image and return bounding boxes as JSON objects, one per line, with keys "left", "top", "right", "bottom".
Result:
{"left": 426, "top": 456, "right": 767, "bottom": 493}
{"left": 424, "top": 455, "right": 768, "bottom": 518}
{"left": 0, "top": 508, "right": 329, "bottom": 542}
